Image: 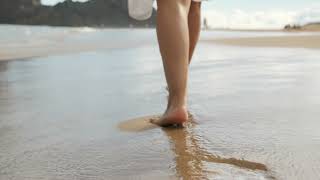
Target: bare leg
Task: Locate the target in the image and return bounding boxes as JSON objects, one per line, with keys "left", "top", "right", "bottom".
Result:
{"left": 166, "top": 2, "right": 202, "bottom": 105}
{"left": 163, "top": 2, "right": 202, "bottom": 120}
{"left": 151, "top": 0, "right": 191, "bottom": 126}
{"left": 188, "top": 2, "right": 202, "bottom": 64}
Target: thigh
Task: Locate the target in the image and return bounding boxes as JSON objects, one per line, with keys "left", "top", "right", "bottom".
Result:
{"left": 156, "top": 0, "right": 192, "bottom": 12}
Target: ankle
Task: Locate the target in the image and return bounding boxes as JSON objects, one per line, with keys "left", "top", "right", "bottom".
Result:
{"left": 168, "top": 94, "right": 186, "bottom": 106}
{"left": 167, "top": 103, "right": 187, "bottom": 113}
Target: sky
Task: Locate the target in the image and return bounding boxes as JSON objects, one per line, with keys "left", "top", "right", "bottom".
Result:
{"left": 41, "top": 0, "right": 320, "bottom": 29}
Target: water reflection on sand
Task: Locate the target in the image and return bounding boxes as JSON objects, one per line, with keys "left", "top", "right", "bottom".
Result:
{"left": 1, "top": 26, "right": 320, "bottom": 180}
{"left": 119, "top": 116, "right": 271, "bottom": 179}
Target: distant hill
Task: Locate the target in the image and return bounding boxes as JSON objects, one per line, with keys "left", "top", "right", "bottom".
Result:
{"left": 284, "top": 22, "right": 320, "bottom": 31}
{"left": 0, "top": 0, "right": 156, "bottom": 27}
{"left": 302, "top": 22, "right": 320, "bottom": 31}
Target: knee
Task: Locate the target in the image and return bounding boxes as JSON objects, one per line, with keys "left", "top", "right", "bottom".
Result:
{"left": 157, "top": 0, "right": 190, "bottom": 15}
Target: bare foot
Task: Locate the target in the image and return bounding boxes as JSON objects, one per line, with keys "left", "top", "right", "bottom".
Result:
{"left": 150, "top": 106, "right": 188, "bottom": 127}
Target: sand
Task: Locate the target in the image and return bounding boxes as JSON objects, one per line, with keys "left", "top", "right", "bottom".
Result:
{"left": 118, "top": 115, "right": 269, "bottom": 179}
{"left": 118, "top": 115, "right": 159, "bottom": 132}
{"left": 211, "top": 35, "right": 320, "bottom": 49}
{"left": 302, "top": 23, "right": 320, "bottom": 31}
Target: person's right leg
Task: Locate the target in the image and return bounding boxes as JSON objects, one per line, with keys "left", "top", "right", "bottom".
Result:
{"left": 188, "top": 2, "right": 202, "bottom": 64}
{"left": 151, "top": 0, "right": 192, "bottom": 126}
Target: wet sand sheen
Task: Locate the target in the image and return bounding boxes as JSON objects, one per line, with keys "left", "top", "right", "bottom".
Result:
{"left": 118, "top": 115, "right": 270, "bottom": 179}
{"left": 1, "top": 26, "right": 320, "bottom": 179}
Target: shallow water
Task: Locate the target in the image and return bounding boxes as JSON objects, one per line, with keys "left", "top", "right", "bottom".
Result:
{"left": 0, "top": 25, "right": 320, "bottom": 180}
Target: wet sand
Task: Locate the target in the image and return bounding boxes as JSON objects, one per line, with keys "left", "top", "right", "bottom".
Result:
{"left": 119, "top": 116, "right": 269, "bottom": 173}
{"left": 211, "top": 35, "right": 320, "bottom": 49}
{"left": 1, "top": 26, "right": 320, "bottom": 179}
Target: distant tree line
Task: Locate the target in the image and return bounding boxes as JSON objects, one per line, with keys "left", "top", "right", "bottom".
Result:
{"left": 0, "top": 0, "right": 156, "bottom": 27}
{"left": 284, "top": 24, "right": 302, "bottom": 30}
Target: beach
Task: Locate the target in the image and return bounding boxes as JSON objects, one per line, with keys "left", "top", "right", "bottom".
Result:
{"left": 211, "top": 35, "right": 320, "bottom": 49}
{"left": 1, "top": 25, "right": 320, "bottom": 180}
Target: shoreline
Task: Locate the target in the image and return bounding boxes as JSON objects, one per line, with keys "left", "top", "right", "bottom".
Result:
{"left": 0, "top": 39, "right": 151, "bottom": 62}
{"left": 1, "top": 29, "right": 319, "bottom": 62}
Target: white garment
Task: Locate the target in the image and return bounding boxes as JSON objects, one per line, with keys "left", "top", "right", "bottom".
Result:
{"left": 128, "top": 0, "right": 155, "bottom": 21}
{"left": 128, "top": 0, "right": 205, "bottom": 21}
